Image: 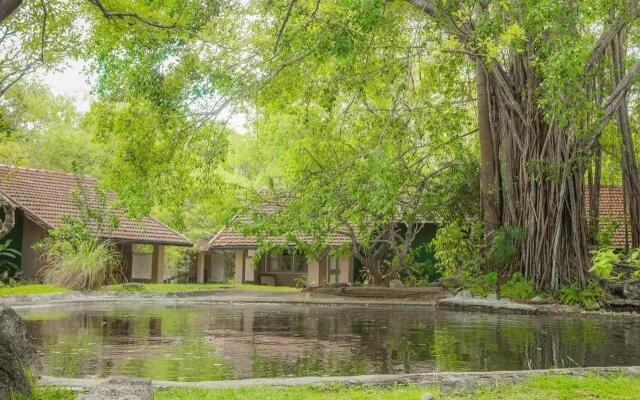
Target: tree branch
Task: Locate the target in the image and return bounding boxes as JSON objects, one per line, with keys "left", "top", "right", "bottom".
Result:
{"left": 273, "top": 0, "right": 297, "bottom": 55}
{"left": 89, "top": 0, "right": 181, "bottom": 29}
{"left": 403, "top": 0, "right": 435, "bottom": 16}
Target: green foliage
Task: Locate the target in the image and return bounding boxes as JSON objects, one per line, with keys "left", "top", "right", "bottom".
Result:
{"left": 499, "top": 273, "right": 535, "bottom": 300}
{"left": 37, "top": 235, "right": 122, "bottom": 291}
{"left": 589, "top": 248, "right": 621, "bottom": 280}
{"left": 0, "top": 239, "right": 21, "bottom": 284}
{"left": 467, "top": 272, "right": 498, "bottom": 297}
{"left": 589, "top": 247, "right": 640, "bottom": 281}
{"left": 595, "top": 217, "right": 622, "bottom": 248}
{"left": 559, "top": 281, "right": 604, "bottom": 308}
{"left": 432, "top": 222, "right": 483, "bottom": 278}
{"left": 488, "top": 227, "right": 525, "bottom": 267}
{"left": 35, "top": 174, "right": 123, "bottom": 291}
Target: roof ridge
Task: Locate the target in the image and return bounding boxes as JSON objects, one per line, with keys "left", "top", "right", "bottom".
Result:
{"left": 0, "top": 164, "right": 95, "bottom": 180}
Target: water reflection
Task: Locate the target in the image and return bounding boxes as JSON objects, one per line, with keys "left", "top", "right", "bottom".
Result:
{"left": 18, "top": 303, "right": 640, "bottom": 381}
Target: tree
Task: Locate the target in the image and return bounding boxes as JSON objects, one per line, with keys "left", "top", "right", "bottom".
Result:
{"left": 30, "top": 0, "right": 640, "bottom": 291}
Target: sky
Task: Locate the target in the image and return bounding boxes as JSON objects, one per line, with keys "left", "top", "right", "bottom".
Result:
{"left": 39, "top": 60, "right": 248, "bottom": 132}
{"left": 40, "top": 60, "right": 94, "bottom": 113}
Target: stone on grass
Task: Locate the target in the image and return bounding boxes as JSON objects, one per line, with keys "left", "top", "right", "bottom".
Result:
{"left": 0, "top": 304, "right": 42, "bottom": 400}
{"left": 389, "top": 279, "right": 403, "bottom": 289}
{"left": 422, "top": 392, "right": 435, "bottom": 400}
{"left": 78, "top": 377, "right": 152, "bottom": 400}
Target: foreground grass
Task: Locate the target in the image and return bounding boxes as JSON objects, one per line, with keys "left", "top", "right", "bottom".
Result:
{"left": 12, "top": 387, "right": 76, "bottom": 400}
{"left": 152, "top": 374, "right": 640, "bottom": 400}
{"left": 100, "top": 283, "right": 300, "bottom": 293}
{"left": 0, "top": 284, "right": 70, "bottom": 297}
{"left": 30, "top": 374, "right": 640, "bottom": 400}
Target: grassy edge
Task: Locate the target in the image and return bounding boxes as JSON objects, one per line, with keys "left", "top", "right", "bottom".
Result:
{"left": 30, "top": 373, "right": 640, "bottom": 400}
{"left": 99, "top": 283, "right": 300, "bottom": 293}
{"left": 0, "top": 283, "right": 300, "bottom": 297}
{"left": 0, "top": 284, "right": 71, "bottom": 297}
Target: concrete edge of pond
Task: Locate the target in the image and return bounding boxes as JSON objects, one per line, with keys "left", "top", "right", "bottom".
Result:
{"left": 437, "top": 296, "right": 640, "bottom": 319}
{"left": 1, "top": 290, "right": 442, "bottom": 308}
{"left": 38, "top": 366, "right": 640, "bottom": 391}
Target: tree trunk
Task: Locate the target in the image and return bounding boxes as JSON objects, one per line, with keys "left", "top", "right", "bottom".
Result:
{"left": 0, "top": 0, "right": 22, "bottom": 24}
{"left": 483, "top": 54, "right": 588, "bottom": 291}
{"left": 0, "top": 198, "right": 15, "bottom": 241}
{"left": 588, "top": 143, "right": 602, "bottom": 243}
{"left": 477, "top": 60, "right": 501, "bottom": 234}
{"left": 611, "top": 30, "right": 640, "bottom": 248}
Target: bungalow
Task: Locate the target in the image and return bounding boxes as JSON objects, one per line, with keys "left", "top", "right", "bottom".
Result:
{"left": 0, "top": 165, "right": 192, "bottom": 282}
{"left": 202, "top": 206, "right": 354, "bottom": 287}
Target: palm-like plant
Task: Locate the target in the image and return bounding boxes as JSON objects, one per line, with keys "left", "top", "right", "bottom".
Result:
{"left": 0, "top": 239, "right": 21, "bottom": 284}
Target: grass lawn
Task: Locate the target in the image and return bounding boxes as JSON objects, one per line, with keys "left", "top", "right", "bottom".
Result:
{"left": 31, "top": 374, "right": 640, "bottom": 400}
{"left": 0, "top": 284, "right": 70, "bottom": 297}
{"left": 155, "top": 374, "right": 640, "bottom": 399}
{"left": 100, "top": 283, "right": 300, "bottom": 293}
{"left": 0, "top": 283, "right": 299, "bottom": 297}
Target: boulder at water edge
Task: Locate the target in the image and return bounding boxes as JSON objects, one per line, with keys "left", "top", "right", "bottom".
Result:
{"left": 624, "top": 281, "right": 640, "bottom": 300}
{"left": 0, "top": 304, "right": 42, "bottom": 399}
{"left": 389, "top": 279, "right": 403, "bottom": 289}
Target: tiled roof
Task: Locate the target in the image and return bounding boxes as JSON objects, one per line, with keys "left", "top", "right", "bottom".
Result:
{"left": 0, "top": 165, "right": 191, "bottom": 246}
{"left": 584, "top": 186, "right": 629, "bottom": 248}
{"left": 208, "top": 204, "right": 351, "bottom": 249}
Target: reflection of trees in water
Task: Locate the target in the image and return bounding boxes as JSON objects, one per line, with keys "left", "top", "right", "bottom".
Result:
{"left": 21, "top": 304, "right": 640, "bottom": 381}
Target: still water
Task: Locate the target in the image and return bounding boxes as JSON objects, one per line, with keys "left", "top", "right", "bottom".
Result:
{"left": 17, "top": 302, "right": 640, "bottom": 381}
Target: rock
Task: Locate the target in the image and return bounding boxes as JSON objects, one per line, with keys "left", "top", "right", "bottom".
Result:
{"left": 389, "top": 279, "right": 403, "bottom": 289}
{"left": 456, "top": 290, "right": 472, "bottom": 298}
{"left": 486, "top": 293, "right": 498, "bottom": 301}
{"left": 0, "top": 304, "right": 42, "bottom": 400}
{"left": 78, "top": 377, "right": 152, "bottom": 400}
{"left": 584, "top": 302, "right": 601, "bottom": 311}
{"left": 422, "top": 393, "right": 435, "bottom": 400}
{"left": 623, "top": 281, "right": 640, "bottom": 300}
{"left": 530, "top": 296, "right": 545, "bottom": 303}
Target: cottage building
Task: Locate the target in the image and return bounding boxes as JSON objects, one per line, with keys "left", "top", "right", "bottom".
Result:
{"left": 0, "top": 165, "right": 191, "bottom": 282}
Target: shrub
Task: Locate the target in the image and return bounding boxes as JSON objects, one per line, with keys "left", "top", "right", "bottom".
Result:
{"left": 0, "top": 240, "right": 21, "bottom": 285}
{"left": 35, "top": 172, "right": 122, "bottom": 291}
{"left": 431, "top": 221, "right": 483, "bottom": 278}
{"left": 499, "top": 272, "right": 535, "bottom": 300}
{"left": 488, "top": 227, "right": 524, "bottom": 267}
{"left": 589, "top": 247, "right": 640, "bottom": 281}
{"left": 559, "top": 281, "right": 603, "bottom": 308}
{"left": 38, "top": 235, "right": 122, "bottom": 291}
{"left": 467, "top": 272, "right": 498, "bottom": 297}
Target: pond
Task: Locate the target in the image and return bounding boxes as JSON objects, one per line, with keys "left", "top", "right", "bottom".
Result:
{"left": 18, "top": 301, "right": 640, "bottom": 382}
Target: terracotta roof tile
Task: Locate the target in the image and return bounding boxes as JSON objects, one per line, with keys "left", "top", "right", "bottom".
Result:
{"left": 208, "top": 204, "right": 350, "bottom": 249}
{"left": 585, "top": 186, "right": 629, "bottom": 248}
{"left": 0, "top": 165, "right": 191, "bottom": 247}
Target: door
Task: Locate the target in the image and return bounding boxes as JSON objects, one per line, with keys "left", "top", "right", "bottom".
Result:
{"left": 244, "top": 250, "right": 255, "bottom": 282}
{"left": 327, "top": 256, "right": 340, "bottom": 284}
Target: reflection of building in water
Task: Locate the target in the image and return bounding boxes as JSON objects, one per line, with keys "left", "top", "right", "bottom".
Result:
{"left": 20, "top": 303, "right": 640, "bottom": 381}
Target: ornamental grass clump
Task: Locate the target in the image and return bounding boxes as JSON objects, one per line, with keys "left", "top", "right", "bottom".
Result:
{"left": 35, "top": 172, "right": 122, "bottom": 291}
{"left": 37, "top": 236, "right": 122, "bottom": 291}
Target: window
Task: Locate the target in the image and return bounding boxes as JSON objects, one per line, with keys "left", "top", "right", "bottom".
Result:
{"left": 267, "top": 250, "right": 307, "bottom": 273}
{"left": 294, "top": 252, "right": 307, "bottom": 272}
{"left": 268, "top": 252, "right": 282, "bottom": 271}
